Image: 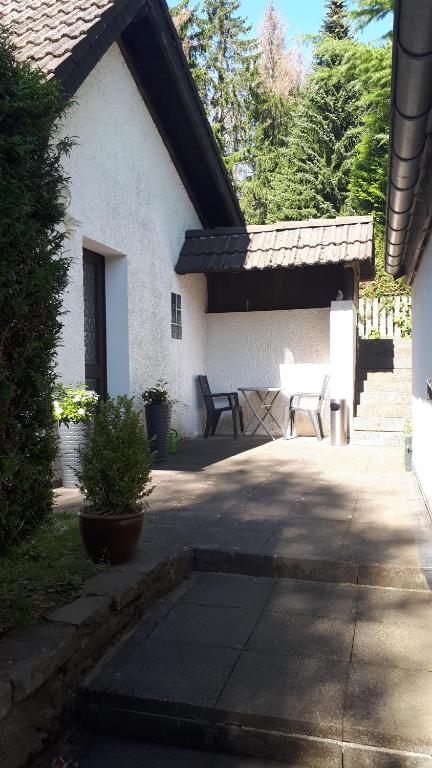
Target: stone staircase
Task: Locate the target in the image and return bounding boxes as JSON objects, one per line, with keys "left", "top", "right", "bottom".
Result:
{"left": 81, "top": 561, "right": 432, "bottom": 768}
{"left": 352, "top": 338, "right": 412, "bottom": 447}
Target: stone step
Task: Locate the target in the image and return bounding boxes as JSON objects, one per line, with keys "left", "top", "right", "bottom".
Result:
{"left": 359, "top": 338, "right": 412, "bottom": 351}
{"left": 82, "top": 572, "right": 432, "bottom": 768}
{"left": 49, "top": 738, "right": 295, "bottom": 768}
{"left": 358, "top": 341, "right": 412, "bottom": 363}
{"left": 357, "top": 391, "right": 412, "bottom": 406}
{"left": 358, "top": 368, "right": 412, "bottom": 382}
{"left": 353, "top": 416, "right": 407, "bottom": 432}
{"left": 357, "top": 355, "right": 412, "bottom": 370}
{"left": 350, "top": 430, "right": 405, "bottom": 447}
{"left": 358, "top": 342, "right": 412, "bottom": 361}
{"left": 355, "top": 402, "right": 412, "bottom": 419}
{"left": 358, "top": 371, "right": 412, "bottom": 392}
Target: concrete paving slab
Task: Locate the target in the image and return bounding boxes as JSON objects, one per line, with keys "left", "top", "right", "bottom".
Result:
{"left": 180, "top": 573, "right": 275, "bottom": 610}
{"left": 353, "top": 510, "right": 414, "bottom": 529}
{"left": 247, "top": 611, "right": 354, "bottom": 662}
{"left": 213, "top": 756, "right": 302, "bottom": 767}
{"left": 89, "top": 638, "right": 240, "bottom": 709}
{"left": 150, "top": 603, "right": 261, "bottom": 649}
{"left": 352, "top": 619, "right": 432, "bottom": 670}
{"left": 356, "top": 586, "right": 432, "bottom": 625}
{"left": 288, "top": 501, "right": 355, "bottom": 522}
{"left": 262, "top": 520, "right": 350, "bottom": 560}
{"left": 357, "top": 563, "right": 431, "bottom": 591}
{"left": 79, "top": 738, "right": 214, "bottom": 767}
{"left": 266, "top": 579, "right": 357, "bottom": 618}
{"left": 340, "top": 522, "right": 420, "bottom": 567}
{"left": 344, "top": 663, "right": 432, "bottom": 753}
{"left": 247, "top": 612, "right": 354, "bottom": 661}
{"left": 342, "top": 744, "right": 432, "bottom": 767}
{"left": 217, "top": 650, "right": 348, "bottom": 740}
{"left": 141, "top": 524, "right": 275, "bottom": 552}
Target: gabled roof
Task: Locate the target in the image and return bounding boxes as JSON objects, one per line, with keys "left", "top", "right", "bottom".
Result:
{"left": 0, "top": 0, "right": 244, "bottom": 228}
{"left": 176, "top": 216, "right": 375, "bottom": 279}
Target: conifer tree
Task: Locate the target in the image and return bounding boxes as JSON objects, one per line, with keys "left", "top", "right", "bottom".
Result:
{"left": 351, "top": 0, "right": 393, "bottom": 35}
{"left": 261, "top": 0, "right": 361, "bottom": 222}
{"left": 322, "top": 0, "right": 349, "bottom": 40}
{"left": 240, "top": 1, "right": 304, "bottom": 222}
{"left": 199, "top": 0, "right": 257, "bottom": 159}
{"left": 258, "top": 0, "right": 305, "bottom": 98}
{"left": 171, "top": 0, "right": 204, "bottom": 66}
{"left": 171, "top": 0, "right": 257, "bottom": 165}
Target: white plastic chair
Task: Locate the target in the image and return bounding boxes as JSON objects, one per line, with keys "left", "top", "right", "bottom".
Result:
{"left": 279, "top": 364, "right": 330, "bottom": 441}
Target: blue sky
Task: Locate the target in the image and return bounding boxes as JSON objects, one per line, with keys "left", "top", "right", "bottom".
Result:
{"left": 242, "top": 0, "right": 391, "bottom": 43}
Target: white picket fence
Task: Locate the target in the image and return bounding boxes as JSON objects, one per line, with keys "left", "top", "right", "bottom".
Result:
{"left": 358, "top": 295, "right": 412, "bottom": 339}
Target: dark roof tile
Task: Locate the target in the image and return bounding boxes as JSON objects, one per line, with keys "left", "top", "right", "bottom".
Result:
{"left": 0, "top": 0, "right": 118, "bottom": 74}
{"left": 176, "top": 216, "right": 374, "bottom": 278}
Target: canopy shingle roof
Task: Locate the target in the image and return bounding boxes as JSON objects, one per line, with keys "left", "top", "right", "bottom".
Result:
{"left": 176, "top": 216, "right": 375, "bottom": 278}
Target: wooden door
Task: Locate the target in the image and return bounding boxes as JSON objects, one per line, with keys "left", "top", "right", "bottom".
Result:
{"left": 83, "top": 249, "right": 107, "bottom": 397}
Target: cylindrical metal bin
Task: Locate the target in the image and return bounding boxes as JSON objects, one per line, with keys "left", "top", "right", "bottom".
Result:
{"left": 330, "top": 399, "right": 348, "bottom": 446}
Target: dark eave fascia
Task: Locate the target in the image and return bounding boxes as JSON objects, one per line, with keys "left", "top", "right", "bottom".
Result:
{"left": 52, "top": 0, "right": 244, "bottom": 228}
{"left": 385, "top": 0, "right": 432, "bottom": 281}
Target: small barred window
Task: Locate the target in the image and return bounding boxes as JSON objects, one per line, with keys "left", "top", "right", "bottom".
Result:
{"left": 171, "top": 292, "right": 182, "bottom": 339}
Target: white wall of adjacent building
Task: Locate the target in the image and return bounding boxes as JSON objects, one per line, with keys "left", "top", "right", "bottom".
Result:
{"left": 412, "top": 242, "right": 432, "bottom": 511}
{"left": 206, "top": 308, "right": 331, "bottom": 435}
{"left": 57, "top": 42, "right": 206, "bottom": 436}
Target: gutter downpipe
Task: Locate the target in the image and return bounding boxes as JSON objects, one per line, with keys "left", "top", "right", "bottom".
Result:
{"left": 384, "top": 0, "right": 432, "bottom": 277}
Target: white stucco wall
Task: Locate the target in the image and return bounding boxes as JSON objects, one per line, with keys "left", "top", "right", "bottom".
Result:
{"left": 57, "top": 43, "right": 206, "bottom": 435}
{"left": 330, "top": 300, "right": 356, "bottom": 436}
{"left": 205, "top": 309, "right": 330, "bottom": 434}
{"left": 412, "top": 242, "right": 432, "bottom": 511}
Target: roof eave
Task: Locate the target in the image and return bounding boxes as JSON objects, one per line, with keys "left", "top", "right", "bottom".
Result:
{"left": 52, "top": 0, "right": 244, "bottom": 228}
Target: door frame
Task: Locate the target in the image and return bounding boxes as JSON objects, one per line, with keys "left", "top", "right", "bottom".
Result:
{"left": 83, "top": 248, "right": 107, "bottom": 398}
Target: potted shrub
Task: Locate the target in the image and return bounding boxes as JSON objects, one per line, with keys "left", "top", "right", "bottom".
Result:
{"left": 142, "top": 379, "right": 173, "bottom": 462}
{"left": 75, "top": 395, "right": 153, "bottom": 565}
{"left": 54, "top": 384, "right": 99, "bottom": 487}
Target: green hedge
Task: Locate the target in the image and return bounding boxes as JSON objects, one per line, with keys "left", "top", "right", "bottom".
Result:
{"left": 0, "top": 28, "right": 72, "bottom": 551}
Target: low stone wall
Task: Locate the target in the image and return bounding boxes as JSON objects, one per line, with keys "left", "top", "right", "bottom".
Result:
{"left": 0, "top": 547, "right": 191, "bottom": 768}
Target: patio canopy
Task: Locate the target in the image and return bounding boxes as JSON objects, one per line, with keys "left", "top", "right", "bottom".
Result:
{"left": 176, "top": 216, "right": 375, "bottom": 280}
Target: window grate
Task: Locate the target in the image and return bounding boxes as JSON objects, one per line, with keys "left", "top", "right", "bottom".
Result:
{"left": 171, "top": 292, "right": 182, "bottom": 339}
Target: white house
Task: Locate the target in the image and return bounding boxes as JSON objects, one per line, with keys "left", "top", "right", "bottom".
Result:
{"left": 2, "top": 0, "right": 243, "bottom": 438}
{"left": 384, "top": 0, "right": 432, "bottom": 511}
{"left": 3, "top": 0, "right": 375, "bottom": 467}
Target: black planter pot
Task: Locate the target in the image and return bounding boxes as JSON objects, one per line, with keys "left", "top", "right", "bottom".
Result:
{"left": 145, "top": 403, "right": 172, "bottom": 461}
{"left": 58, "top": 422, "right": 86, "bottom": 488}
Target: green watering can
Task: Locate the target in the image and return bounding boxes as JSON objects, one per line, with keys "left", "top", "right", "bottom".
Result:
{"left": 168, "top": 429, "right": 178, "bottom": 454}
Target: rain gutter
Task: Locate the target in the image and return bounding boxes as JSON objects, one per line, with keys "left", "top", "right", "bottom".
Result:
{"left": 385, "top": 0, "right": 432, "bottom": 278}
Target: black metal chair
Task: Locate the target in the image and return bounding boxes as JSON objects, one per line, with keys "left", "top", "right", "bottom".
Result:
{"left": 198, "top": 375, "right": 244, "bottom": 439}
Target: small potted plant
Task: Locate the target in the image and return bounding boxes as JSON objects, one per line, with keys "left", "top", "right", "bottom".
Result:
{"left": 142, "top": 379, "right": 173, "bottom": 462}
{"left": 75, "top": 395, "right": 153, "bottom": 565}
{"left": 54, "top": 383, "right": 99, "bottom": 487}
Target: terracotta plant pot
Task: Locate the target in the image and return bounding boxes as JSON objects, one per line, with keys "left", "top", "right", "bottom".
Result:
{"left": 78, "top": 508, "right": 144, "bottom": 565}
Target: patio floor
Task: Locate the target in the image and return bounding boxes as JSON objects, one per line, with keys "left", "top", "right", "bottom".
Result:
{"left": 56, "top": 435, "right": 432, "bottom": 585}
{"left": 54, "top": 437, "right": 432, "bottom": 767}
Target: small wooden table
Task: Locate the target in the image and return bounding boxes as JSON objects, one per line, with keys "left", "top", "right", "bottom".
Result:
{"left": 238, "top": 387, "right": 283, "bottom": 440}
